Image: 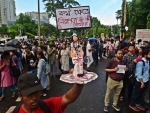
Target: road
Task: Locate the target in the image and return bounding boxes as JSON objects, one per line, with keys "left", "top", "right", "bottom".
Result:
{"left": 0, "top": 59, "right": 149, "bottom": 113}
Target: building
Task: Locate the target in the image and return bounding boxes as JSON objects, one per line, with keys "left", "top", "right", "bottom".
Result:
{"left": 25, "top": 12, "right": 49, "bottom": 24}
{"left": 0, "top": 0, "right": 16, "bottom": 26}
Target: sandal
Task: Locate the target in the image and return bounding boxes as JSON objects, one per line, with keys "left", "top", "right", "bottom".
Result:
{"left": 0, "top": 96, "right": 5, "bottom": 101}
{"left": 120, "top": 96, "right": 124, "bottom": 101}
{"left": 12, "top": 93, "right": 15, "bottom": 98}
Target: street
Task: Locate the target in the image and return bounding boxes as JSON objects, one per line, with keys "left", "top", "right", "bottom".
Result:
{"left": 0, "top": 59, "right": 148, "bottom": 113}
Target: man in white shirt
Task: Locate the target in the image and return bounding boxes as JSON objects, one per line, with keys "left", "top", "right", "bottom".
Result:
{"left": 86, "top": 41, "right": 93, "bottom": 70}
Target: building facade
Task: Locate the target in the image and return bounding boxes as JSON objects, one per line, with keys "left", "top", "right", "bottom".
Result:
{"left": 25, "top": 12, "right": 49, "bottom": 24}
{"left": 0, "top": 0, "right": 16, "bottom": 26}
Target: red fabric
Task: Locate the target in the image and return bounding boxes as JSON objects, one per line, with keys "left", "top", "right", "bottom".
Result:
{"left": 136, "top": 55, "right": 142, "bottom": 62}
{"left": 13, "top": 96, "right": 66, "bottom": 113}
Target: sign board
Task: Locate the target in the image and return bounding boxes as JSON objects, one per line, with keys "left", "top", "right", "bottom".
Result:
{"left": 136, "top": 29, "right": 150, "bottom": 42}
{"left": 56, "top": 6, "right": 91, "bottom": 30}
{"left": 101, "top": 33, "right": 104, "bottom": 38}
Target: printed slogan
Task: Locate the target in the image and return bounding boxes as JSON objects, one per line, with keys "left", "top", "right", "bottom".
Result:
{"left": 56, "top": 6, "right": 91, "bottom": 30}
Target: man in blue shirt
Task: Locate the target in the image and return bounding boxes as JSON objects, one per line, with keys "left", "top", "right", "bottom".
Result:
{"left": 129, "top": 49, "right": 150, "bottom": 112}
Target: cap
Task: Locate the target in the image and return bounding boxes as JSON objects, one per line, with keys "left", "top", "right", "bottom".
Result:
{"left": 18, "top": 73, "right": 43, "bottom": 96}
{"left": 72, "top": 33, "right": 77, "bottom": 36}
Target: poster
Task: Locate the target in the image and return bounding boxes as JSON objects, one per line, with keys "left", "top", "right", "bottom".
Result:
{"left": 56, "top": 6, "right": 91, "bottom": 30}
{"left": 136, "top": 29, "right": 150, "bottom": 42}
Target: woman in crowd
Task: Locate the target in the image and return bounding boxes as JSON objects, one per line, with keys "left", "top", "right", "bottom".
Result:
{"left": 48, "top": 44, "right": 57, "bottom": 77}
{"left": 36, "top": 51, "right": 49, "bottom": 96}
{"left": 60, "top": 44, "right": 70, "bottom": 74}
{"left": 0, "top": 51, "right": 16, "bottom": 101}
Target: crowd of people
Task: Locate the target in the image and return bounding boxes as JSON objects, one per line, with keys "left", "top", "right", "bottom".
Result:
{"left": 0, "top": 36, "right": 150, "bottom": 112}
{"left": 104, "top": 38, "right": 150, "bottom": 112}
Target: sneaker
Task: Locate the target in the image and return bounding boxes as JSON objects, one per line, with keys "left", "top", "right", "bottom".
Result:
{"left": 104, "top": 106, "right": 109, "bottom": 112}
{"left": 112, "top": 105, "right": 120, "bottom": 111}
{"left": 129, "top": 105, "right": 140, "bottom": 112}
{"left": 136, "top": 104, "right": 145, "bottom": 111}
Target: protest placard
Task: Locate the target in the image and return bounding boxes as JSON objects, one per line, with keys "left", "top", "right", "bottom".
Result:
{"left": 56, "top": 6, "right": 91, "bottom": 30}
{"left": 136, "top": 29, "right": 150, "bottom": 42}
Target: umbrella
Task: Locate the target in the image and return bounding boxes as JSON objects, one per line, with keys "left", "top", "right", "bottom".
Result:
{"left": 88, "top": 38, "right": 97, "bottom": 41}
{"left": 0, "top": 46, "right": 17, "bottom": 53}
{"left": 5, "top": 39, "right": 19, "bottom": 46}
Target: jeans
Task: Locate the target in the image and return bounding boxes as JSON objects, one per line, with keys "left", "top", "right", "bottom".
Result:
{"left": 93, "top": 53, "right": 98, "bottom": 65}
{"left": 130, "top": 81, "right": 148, "bottom": 106}
{"left": 27, "top": 69, "right": 37, "bottom": 74}
{"left": 1, "top": 85, "right": 16, "bottom": 96}
{"left": 120, "top": 70, "right": 133, "bottom": 99}
{"left": 87, "top": 55, "right": 93, "bottom": 68}
{"left": 104, "top": 77, "right": 123, "bottom": 106}
{"left": 99, "top": 49, "right": 103, "bottom": 58}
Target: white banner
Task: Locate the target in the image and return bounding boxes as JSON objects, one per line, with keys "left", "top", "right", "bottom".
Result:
{"left": 56, "top": 6, "right": 91, "bottom": 30}
{"left": 136, "top": 29, "right": 150, "bottom": 42}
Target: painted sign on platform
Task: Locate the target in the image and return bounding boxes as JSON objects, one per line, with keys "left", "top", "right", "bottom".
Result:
{"left": 56, "top": 6, "right": 91, "bottom": 30}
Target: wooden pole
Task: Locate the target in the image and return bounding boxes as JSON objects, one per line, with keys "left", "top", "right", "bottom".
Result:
{"left": 38, "top": 0, "right": 41, "bottom": 45}
{"left": 123, "top": 0, "right": 126, "bottom": 39}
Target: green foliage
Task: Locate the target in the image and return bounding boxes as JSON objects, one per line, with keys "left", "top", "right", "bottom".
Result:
{"left": 83, "top": 17, "right": 112, "bottom": 37}
{"left": 0, "top": 24, "right": 8, "bottom": 35}
{"left": 147, "top": 13, "right": 150, "bottom": 28}
{"left": 16, "top": 13, "right": 37, "bottom": 35}
{"left": 43, "top": 0, "right": 80, "bottom": 18}
{"left": 118, "top": 0, "right": 150, "bottom": 36}
{"left": 25, "top": 32, "right": 35, "bottom": 38}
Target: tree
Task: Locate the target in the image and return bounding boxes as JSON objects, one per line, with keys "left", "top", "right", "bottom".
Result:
{"left": 16, "top": 13, "right": 37, "bottom": 36}
{"left": 147, "top": 13, "right": 150, "bottom": 29}
{"left": 0, "top": 24, "right": 8, "bottom": 35}
{"left": 118, "top": 0, "right": 150, "bottom": 37}
{"left": 43, "top": 0, "right": 80, "bottom": 18}
{"left": 8, "top": 24, "right": 20, "bottom": 39}
{"left": 115, "top": 10, "right": 122, "bottom": 25}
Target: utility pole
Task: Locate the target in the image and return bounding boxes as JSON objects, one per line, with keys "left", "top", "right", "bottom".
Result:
{"left": 123, "top": 0, "right": 126, "bottom": 38}
{"left": 38, "top": 0, "right": 41, "bottom": 45}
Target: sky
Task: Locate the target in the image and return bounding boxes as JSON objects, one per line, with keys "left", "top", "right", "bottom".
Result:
{"left": 15, "top": 0, "right": 128, "bottom": 25}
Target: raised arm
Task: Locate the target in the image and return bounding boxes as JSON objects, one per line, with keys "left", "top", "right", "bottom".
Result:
{"left": 61, "top": 84, "right": 84, "bottom": 109}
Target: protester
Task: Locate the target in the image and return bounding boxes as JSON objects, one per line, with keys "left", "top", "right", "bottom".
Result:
{"left": 104, "top": 49, "right": 128, "bottom": 112}
{"left": 23, "top": 46, "right": 37, "bottom": 74}
{"left": 120, "top": 44, "right": 137, "bottom": 101}
{"left": 12, "top": 73, "right": 84, "bottom": 113}
{"left": 129, "top": 49, "right": 150, "bottom": 112}
{"left": 86, "top": 41, "right": 93, "bottom": 70}
{"left": 0, "top": 52, "right": 16, "bottom": 101}
{"left": 60, "top": 44, "right": 70, "bottom": 74}
{"left": 36, "top": 51, "right": 49, "bottom": 97}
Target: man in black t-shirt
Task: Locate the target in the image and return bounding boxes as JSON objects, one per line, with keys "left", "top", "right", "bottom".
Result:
{"left": 23, "top": 47, "right": 37, "bottom": 74}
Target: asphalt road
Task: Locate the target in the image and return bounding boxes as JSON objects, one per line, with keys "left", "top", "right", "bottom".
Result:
{"left": 0, "top": 59, "right": 149, "bottom": 113}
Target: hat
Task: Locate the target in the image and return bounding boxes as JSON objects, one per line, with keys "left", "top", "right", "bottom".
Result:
{"left": 18, "top": 73, "right": 43, "bottom": 96}
{"left": 72, "top": 33, "right": 77, "bottom": 36}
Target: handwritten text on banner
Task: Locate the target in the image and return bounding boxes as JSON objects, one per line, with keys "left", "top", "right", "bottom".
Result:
{"left": 56, "top": 6, "right": 91, "bottom": 30}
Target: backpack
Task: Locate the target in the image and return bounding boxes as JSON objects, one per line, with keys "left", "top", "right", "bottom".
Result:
{"left": 129, "top": 60, "right": 145, "bottom": 85}
{"left": 41, "top": 59, "right": 51, "bottom": 76}
{"left": 12, "top": 100, "right": 51, "bottom": 113}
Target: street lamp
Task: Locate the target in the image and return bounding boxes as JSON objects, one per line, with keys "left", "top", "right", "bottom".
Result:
{"left": 38, "top": 0, "right": 41, "bottom": 45}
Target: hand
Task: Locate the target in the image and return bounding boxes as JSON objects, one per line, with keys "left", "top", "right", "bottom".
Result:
{"left": 53, "top": 47, "right": 56, "bottom": 51}
{"left": 140, "top": 82, "right": 145, "bottom": 89}
{"left": 124, "top": 67, "right": 128, "bottom": 71}
{"left": 33, "top": 63, "right": 36, "bottom": 67}
{"left": 114, "top": 67, "right": 119, "bottom": 72}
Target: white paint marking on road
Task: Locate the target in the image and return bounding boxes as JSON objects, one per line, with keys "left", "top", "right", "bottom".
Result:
{"left": 6, "top": 106, "right": 16, "bottom": 113}
{"left": 16, "top": 97, "right": 22, "bottom": 102}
